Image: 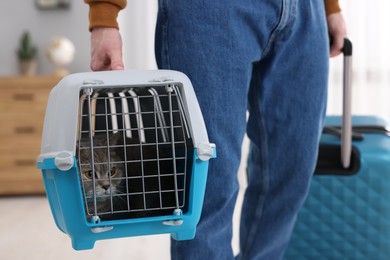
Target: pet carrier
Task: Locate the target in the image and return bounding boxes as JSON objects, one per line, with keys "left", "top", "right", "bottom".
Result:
{"left": 37, "top": 70, "right": 216, "bottom": 250}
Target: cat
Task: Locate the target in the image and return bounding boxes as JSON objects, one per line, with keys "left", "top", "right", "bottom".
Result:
{"left": 77, "top": 132, "right": 188, "bottom": 220}
{"left": 77, "top": 133, "right": 126, "bottom": 216}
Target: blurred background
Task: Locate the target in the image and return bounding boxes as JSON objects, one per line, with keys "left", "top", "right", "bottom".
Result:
{"left": 0, "top": 0, "right": 389, "bottom": 260}
{"left": 328, "top": 0, "right": 390, "bottom": 119}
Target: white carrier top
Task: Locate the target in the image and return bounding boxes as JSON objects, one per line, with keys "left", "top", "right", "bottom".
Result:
{"left": 37, "top": 70, "right": 213, "bottom": 164}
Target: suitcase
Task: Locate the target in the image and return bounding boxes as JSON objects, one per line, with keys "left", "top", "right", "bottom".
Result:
{"left": 284, "top": 40, "right": 390, "bottom": 259}
{"left": 36, "top": 70, "right": 216, "bottom": 250}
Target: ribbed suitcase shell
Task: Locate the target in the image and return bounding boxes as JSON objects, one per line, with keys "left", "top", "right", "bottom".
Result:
{"left": 285, "top": 116, "right": 390, "bottom": 260}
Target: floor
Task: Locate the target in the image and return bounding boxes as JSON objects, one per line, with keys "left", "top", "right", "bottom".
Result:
{"left": 1, "top": 138, "right": 249, "bottom": 260}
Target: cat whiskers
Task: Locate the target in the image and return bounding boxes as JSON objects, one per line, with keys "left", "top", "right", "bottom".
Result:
{"left": 111, "top": 189, "right": 129, "bottom": 209}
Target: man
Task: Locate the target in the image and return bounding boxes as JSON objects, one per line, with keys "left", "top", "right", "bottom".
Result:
{"left": 84, "top": 0, "right": 347, "bottom": 259}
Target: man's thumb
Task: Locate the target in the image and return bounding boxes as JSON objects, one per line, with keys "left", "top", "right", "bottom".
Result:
{"left": 111, "top": 55, "right": 124, "bottom": 70}
{"left": 112, "top": 62, "right": 124, "bottom": 70}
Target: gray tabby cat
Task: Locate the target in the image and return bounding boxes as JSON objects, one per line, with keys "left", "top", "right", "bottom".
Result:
{"left": 77, "top": 132, "right": 181, "bottom": 220}
{"left": 77, "top": 133, "right": 126, "bottom": 215}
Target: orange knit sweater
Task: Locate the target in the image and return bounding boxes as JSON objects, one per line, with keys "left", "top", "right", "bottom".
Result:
{"left": 85, "top": 0, "right": 341, "bottom": 31}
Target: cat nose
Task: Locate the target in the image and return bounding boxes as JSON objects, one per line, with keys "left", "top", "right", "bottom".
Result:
{"left": 102, "top": 184, "right": 110, "bottom": 190}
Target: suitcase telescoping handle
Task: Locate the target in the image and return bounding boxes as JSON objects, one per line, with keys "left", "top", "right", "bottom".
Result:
{"left": 340, "top": 38, "right": 353, "bottom": 168}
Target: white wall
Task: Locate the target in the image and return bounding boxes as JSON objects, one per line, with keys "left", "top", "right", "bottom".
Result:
{"left": 119, "top": 0, "right": 158, "bottom": 70}
{"left": 0, "top": 0, "right": 158, "bottom": 76}
{"left": 328, "top": 0, "right": 390, "bottom": 121}
{"left": 0, "top": 0, "right": 90, "bottom": 75}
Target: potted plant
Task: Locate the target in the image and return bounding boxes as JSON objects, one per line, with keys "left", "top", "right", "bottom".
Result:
{"left": 17, "top": 31, "right": 38, "bottom": 76}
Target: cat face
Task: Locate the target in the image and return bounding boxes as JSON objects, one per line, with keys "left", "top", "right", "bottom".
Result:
{"left": 77, "top": 133, "right": 125, "bottom": 214}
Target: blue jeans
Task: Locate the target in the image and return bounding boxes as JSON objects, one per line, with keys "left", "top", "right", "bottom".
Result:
{"left": 155, "top": 0, "right": 329, "bottom": 259}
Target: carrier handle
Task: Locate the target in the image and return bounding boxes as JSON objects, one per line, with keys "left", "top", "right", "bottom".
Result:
{"left": 340, "top": 38, "right": 353, "bottom": 168}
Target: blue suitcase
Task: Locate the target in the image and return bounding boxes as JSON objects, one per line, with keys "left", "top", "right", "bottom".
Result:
{"left": 285, "top": 116, "right": 390, "bottom": 260}
{"left": 285, "top": 40, "right": 390, "bottom": 259}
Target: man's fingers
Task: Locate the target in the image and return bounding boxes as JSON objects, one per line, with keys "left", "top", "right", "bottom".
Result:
{"left": 91, "top": 53, "right": 108, "bottom": 71}
{"left": 327, "top": 12, "right": 347, "bottom": 58}
{"left": 329, "top": 36, "right": 343, "bottom": 57}
{"left": 90, "top": 27, "right": 124, "bottom": 71}
{"left": 110, "top": 54, "right": 125, "bottom": 70}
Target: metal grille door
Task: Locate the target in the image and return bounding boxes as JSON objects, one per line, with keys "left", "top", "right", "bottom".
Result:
{"left": 77, "top": 85, "right": 193, "bottom": 222}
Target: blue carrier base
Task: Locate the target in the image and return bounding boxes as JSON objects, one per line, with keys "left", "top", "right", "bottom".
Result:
{"left": 38, "top": 149, "right": 214, "bottom": 250}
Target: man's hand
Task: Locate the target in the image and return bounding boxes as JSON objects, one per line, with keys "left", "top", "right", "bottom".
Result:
{"left": 327, "top": 12, "right": 347, "bottom": 57}
{"left": 90, "top": 27, "right": 124, "bottom": 71}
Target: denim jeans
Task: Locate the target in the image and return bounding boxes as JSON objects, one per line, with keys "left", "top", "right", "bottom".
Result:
{"left": 155, "top": 0, "right": 329, "bottom": 259}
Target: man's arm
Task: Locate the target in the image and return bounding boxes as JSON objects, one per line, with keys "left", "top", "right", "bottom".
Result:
{"left": 84, "top": 0, "right": 127, "bottom": 71}
{"left": 90, "top": 27, "right": 124, "bottom": 71}
{"left": 85, "top": 0, "right": 127, "bottom": 31}
{"left": 84, "top": 0, "right": 347, "bottom": 71}
{"left": 327, "top": 12, "right": 347, "bottom": 57}
{"left": 324, "top": 0, "right": 347, "bottom": 57}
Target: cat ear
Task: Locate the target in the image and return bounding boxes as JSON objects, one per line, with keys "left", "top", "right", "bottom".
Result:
{"left": 109, "top": 132, "right": 124, "bottom": 145}
{"left": 109, "top": 132, "right": 125, "bottom": 157}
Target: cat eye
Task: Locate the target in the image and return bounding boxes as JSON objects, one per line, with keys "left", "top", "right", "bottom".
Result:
{"left": 83, "top": 170, "right": 93, "bottom": 179}
{"left": 110, "top": 167, "right": 117, "bottom": 177}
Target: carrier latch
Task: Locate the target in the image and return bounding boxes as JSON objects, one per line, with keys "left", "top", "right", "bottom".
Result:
{"left": 163, "top": 209, "right": 184, "bottom": 226}
{"left": 54, "top": 151, "right": 74, "bottom": 171}
{"left": 196, "top": 143, "right": 216, "bottom": 161}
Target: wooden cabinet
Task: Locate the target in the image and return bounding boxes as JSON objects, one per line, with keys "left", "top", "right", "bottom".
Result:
{"left": 0, "top": 76, "right": 60, "bottom": 195}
